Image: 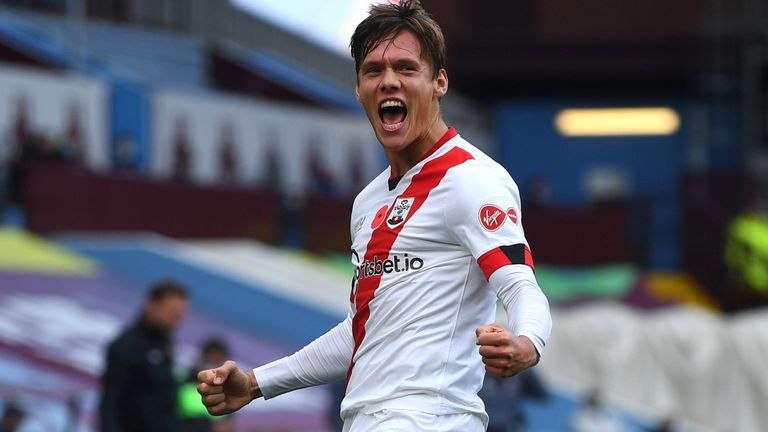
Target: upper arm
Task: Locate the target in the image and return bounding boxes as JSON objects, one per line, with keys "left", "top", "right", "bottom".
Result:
{"left": 444, "top": 164, "right": 534, "bottom": 278}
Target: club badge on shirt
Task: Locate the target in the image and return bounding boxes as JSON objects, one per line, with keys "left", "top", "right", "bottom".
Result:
{"left": 479, "top": 204, "right": 506, "bottom": 231}
{"left": 387, "top": 197, "right": 415, "bottom": 228}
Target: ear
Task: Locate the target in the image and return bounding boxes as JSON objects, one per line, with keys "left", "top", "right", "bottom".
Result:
{"left": 433, "top": 68, "right": 448, "bottom": 98}
{"left": 355, "top": 84, "right": 361, "bottom": 102}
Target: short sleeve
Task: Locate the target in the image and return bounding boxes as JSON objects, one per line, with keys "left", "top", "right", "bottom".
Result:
{"left": 445, "top": 163, "right": 534, "bottom": 279}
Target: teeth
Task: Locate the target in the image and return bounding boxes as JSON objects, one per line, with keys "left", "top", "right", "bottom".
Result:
{"left": 382, "top": 121, "right": 404, "bottom": 131}
{"left": 380, "top": 100, "right": 404, "bottom": 109}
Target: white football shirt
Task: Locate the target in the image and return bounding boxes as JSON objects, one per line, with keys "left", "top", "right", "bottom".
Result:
{"left": 254, "top": 128, "right": 550, "bottom": 426}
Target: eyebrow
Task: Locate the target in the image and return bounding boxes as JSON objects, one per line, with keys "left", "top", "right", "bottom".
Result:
{"left": 395, "top": 59, "right": 421, "bottom": 67}
{"left": 360, "top": 59, "right": 384, "bottom": 69}
{"left": 360, "top": 58, "right": 422, "bottom": 70}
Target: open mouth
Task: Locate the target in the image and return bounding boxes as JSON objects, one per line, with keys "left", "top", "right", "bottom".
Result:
{"left": 379, "top": 99, "right": 408, "bottom": 131}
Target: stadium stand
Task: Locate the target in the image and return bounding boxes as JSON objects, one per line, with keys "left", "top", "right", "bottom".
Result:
{"left": 2, "top": 8, "right": 207, "bottom": 88}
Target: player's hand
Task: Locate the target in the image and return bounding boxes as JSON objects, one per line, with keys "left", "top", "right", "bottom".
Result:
{"left": 476, "top": 323, "right": 539, "bottom": 377}
{"left": 197, "top": 360, "right": 260, "bottom": 415}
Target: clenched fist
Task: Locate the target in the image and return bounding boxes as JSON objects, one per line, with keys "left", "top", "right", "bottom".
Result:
{"left": 197, "top": 360, "right": 260, "bottom": 415}
{"left": 475, "top": 323, "right": 539, "bottom": 377}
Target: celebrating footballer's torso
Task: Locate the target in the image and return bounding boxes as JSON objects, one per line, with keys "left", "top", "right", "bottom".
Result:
{"left": 343, "top": 128, "right": 534, "bottom": 419}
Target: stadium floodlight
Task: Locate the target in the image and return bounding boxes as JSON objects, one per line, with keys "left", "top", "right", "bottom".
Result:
{"left": 555, "top": 107, "right": 681, "bottom": 137}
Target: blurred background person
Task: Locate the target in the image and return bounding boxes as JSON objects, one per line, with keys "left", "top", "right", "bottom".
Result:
{"left": 570, "top": 391, "right": 627, "bottom": 432}
{"left": 724, "top": 197, "right": 768, "bottom": 311}
{"left": 170, "top": 115, "right": 192, "bottom": 182}
{"left": 58, "top": 102, "right": 86, "bottom": 166}
{"left": 217, "top": 123, "right": 238, "bottom": 185}
{"left": 0, "top": 403, "right": 24, "bottom": 432}
{"left": 64, "top": 394, "right": 87, "bottom": 432}
{"left": 100, "top": 280, "right": 189, "bottom": 432}
{"left": 178, "top": 337, "right": 234, "bottom": 432}
{"left": 479, "top": 369, "right": 550, "bottom": 432}
{"left": 645, "top": 417, "right": 677, "bottom": 432}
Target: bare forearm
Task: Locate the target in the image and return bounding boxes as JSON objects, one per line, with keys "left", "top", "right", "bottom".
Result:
{"left": 245, "top": 369, "right": 262, "bottom": 400}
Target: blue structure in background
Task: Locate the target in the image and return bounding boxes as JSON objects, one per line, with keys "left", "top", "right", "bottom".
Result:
{"left": 495, "top": 100, "right": 688, "bottom": 269}
{"left": 109, "top": 78, "right": 151, "bottom": 171}
{"left": 0, "top": 13, "right": 68, "bottom": 67}
{"left": 246, "top": 49, "right": 363, "bottom": 114}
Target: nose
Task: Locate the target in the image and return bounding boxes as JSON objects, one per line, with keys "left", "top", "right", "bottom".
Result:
{"left": 379, "top": 67, "right": 400, "bottom": 92}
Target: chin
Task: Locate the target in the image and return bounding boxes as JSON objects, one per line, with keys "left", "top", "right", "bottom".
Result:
{"left": 379, "top": 136, "right": 410, "bottom": 153}
{"left": 378, "top": 124, "right": 409, "bottom": 143}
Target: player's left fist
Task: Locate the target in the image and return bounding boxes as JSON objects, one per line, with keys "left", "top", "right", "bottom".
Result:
{"left": 475, "top": 323, "right": 539, "bottom": 377}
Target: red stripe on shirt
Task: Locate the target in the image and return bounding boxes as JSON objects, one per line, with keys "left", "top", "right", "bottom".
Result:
{"left": 418, "top": 127, "right": 457, "bottom": 163}
{"left": 477, "top": 244, "right": 535, "bottom": 280}
{"left": 347, "top": 144, "right": 473, "bottom": 383}
{"left": 386, "top": 128, "right": 457, "bottom": 181}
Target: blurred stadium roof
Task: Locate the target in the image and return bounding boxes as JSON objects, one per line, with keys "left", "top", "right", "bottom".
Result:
{"left": 228, "top": 0, "right": 719, "bottom": 100}
{"left": 223, "top": 0, "right": 760, "bottom": 102}
{"left": 4, "top": 0, "right": 761, "bottom": 123}
{"left": 420, "top": 0, "right": 708, "bottom": 99}
{"left": 230, "top": 0, "right": 370, "bottom": 56}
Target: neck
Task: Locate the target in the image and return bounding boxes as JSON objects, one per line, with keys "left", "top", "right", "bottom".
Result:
{"left": 387, "top": 119, "right": 448, "bottom": 177}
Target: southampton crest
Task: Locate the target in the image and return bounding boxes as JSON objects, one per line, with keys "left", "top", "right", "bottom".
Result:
{"left": 386, "top": 197, "right": 415, "bottom": 228}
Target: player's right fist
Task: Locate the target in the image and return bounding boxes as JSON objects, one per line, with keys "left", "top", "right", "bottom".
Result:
{"left": 197, "top": 360, "right": 260, "bottom": 415}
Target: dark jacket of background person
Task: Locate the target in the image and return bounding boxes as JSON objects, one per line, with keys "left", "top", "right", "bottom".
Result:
{"left": 100, "top": 319, "right": 179, "bottom": 432}
{"left": 100, "top": 280, "right": 188, "bottom": 432}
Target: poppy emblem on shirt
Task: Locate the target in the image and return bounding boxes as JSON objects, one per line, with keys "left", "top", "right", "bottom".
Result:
{"left": 479, "top": 204, "right": 506, "bottom": 231}
{"left": 507, "top": 207, "right": 518, "bottom": 225}
{"left": 371, "top": 205, "right": 388, "bottom": 229}
{"left": 387, "top": 197, "right": 415, "bottom": 228}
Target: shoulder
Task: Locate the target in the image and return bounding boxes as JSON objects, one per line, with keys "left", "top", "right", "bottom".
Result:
{"left": 444, "top": 159, "right": 519, "bottom": 204}
{"left": 351, "top": 168, "right": 389, "bottom": 211}
{"left": 110, "top": 323, "right": 146, "bottom": 350}
{"left": 446, "top": 136, "right": 517, "bottom": 189}
{"left": 440, "top": 138, "right": 523, "bottom": 222}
